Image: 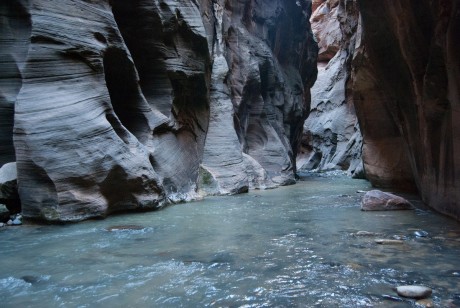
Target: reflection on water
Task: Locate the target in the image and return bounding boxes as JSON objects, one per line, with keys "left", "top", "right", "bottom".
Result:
{"left": 1, "top": 175, "right": 460, "bottom": 307}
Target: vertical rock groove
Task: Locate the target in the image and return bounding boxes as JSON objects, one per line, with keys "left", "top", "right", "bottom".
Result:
{"left": 0, "top": 0, "right": 31, "bottom": 166}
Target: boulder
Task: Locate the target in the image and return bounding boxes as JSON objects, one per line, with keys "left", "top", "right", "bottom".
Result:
{"left": 0, "top": 162, "right": 20, "bottom": 214}
{"left": 361, "top": 190, "right": 414, "bottom": 211}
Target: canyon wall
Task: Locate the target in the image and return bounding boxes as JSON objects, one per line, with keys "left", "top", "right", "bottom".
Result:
{"left": 352, "top": 0, "right": 460, "bottom": 219}
{"left": 298, "top": 0, "right": 363, "bottom": 177}
{"left": 302, "top": 0, "right": 460, "bottom": 220}
{"left": 0, "top": 0, "right": 317, "bottom": 221}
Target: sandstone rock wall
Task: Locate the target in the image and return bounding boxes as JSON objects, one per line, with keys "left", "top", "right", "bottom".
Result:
{"left": 298, "top": 0, "right": 363, "bottom": 177}
{"left": 353, "top": 0, "right": 460, "bottom": 219}
{"left": 0, "top": 0, "right": 317, "bottom": 221}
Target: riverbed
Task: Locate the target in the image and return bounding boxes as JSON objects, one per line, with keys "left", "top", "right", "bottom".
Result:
{"left": 1, "top": 174, "right": 460, "bottom": 307}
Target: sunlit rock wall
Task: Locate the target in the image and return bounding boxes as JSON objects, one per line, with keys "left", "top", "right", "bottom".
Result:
{"left": 0, "top": 0, "right": 317, "bottom": 221}
{"left": 353, "top": 0, "right": 460, "bottom": 219}
{"left": 298, "top": 0, "right": 363, "bottom": 177}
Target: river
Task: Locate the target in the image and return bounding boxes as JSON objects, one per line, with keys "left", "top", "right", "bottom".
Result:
{"left": 1, "top": 174, "right": 460, "bottom": 307}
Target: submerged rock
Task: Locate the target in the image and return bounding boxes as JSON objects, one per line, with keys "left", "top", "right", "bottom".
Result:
{"left": 396, "top": 285, "right": 432, "bottom": 299}
{"left": 416, "top": 298, "right": 434, "bottom": 307}
{"left": 351, "top": 231, "right": 379, "bottom": 237}
{"left": 361, "top": 190, "right": 414, "bottom": 211}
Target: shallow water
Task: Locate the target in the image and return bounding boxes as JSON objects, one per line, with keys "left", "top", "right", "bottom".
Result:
{"left": 1, "top": 175, "right": 460, "bottom": 307}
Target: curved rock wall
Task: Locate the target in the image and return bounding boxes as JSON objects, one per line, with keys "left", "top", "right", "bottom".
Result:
{"left": 0, "top": 0, "right": 317, "bottom": 221}
{"left": 353, "top": 0, "right": 460, "bottom": 218}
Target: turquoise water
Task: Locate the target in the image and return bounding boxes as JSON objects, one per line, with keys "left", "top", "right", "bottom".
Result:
{"left": 1, "top": 175, "right": 460, "bottom": 307}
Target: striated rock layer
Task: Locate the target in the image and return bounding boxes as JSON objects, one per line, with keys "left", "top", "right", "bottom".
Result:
{"left": 0, "top": 0, "right": 317, "bottom": 221}
{"left": 353, "top": 0, "right": 460, "bottom": 219}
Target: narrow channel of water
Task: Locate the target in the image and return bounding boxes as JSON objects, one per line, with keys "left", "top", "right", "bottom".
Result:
{"left": 1, "top": 174, "right": 460, "bottom": 307}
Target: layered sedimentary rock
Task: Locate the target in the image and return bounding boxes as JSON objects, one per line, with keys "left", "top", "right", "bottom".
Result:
{"left": 0, "top": 0, "right": 317, "bottom": 221}
{"left": 353, "top": 0, "right": 460, "bottom": 219}
{"left": 298, "top": 0, "right": 363, "bottom": 177}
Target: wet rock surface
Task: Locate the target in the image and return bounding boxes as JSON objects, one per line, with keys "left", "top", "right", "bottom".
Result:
{"left": 361, "top": 190, "right": 414, "bottom": 211}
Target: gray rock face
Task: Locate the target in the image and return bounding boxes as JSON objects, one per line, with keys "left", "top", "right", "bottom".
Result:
{"left": 197, "top": 0, "right": 250, "bottom": 195}
{"left": 361, "top": 190, "right": 414, "bottom": 211}
{"left": 0, "top": 0, "right": 317, "bottom": 221}
{"left": 299, "top": 0, "right": 363, "bottom": 177}
{"left": 222, "top": 0, "right": 318, "bottom": 186}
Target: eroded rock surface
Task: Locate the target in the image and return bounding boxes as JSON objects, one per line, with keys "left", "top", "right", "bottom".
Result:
{"left": 0, "top": 0, "right": 317, "bottom": 221}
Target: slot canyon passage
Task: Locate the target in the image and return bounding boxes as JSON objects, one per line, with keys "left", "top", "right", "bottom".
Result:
{"left": 1, "top": 0, "right": 460, "bottom": 306}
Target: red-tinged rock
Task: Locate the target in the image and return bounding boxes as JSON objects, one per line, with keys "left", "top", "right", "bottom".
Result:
{"left": 361, "top": 190, "right": 414, "bottom": 211}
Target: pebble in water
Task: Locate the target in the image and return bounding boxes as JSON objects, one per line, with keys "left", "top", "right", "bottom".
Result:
{"left": 382, "top": 294, "right": 404, "bottom": 302}
{"left": 396, "top": 285, "right": 432, "bottom": 299}
{"left": 353, "top": 231, "right": 379, "bottom": 237}
{"left": 105, "top": 225, "right": 145, "bottom": 232}
{"left": 375, "top": 239, "right": 404, "bottom": 245}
